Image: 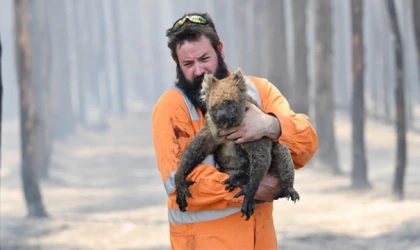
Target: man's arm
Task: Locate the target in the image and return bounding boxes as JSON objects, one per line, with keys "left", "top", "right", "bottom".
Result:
{"left": 152, "top": 90, "right": 243, "bottom": 211}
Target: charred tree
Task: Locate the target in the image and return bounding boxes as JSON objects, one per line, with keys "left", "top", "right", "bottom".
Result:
{"left": 350, "top": 0, "right": 370, "bottom": 189}
{"left": 97, "top": 0, "right": 112, "bottom": 111}
{"left": 73, "top": 0, "right": 87, "bottom": 125}
{"left": 111, "top": 0, "right": 126, "bottom": 115}
{"left": 292, "top": 0, "right": 309, "bottom": 114}
{"left": 413, "top": 0, "right": 420, "bottom": 80}
{"left": 314, "top": 0, "right": 341, "bottom": 174}
{"left": 29, "top": 0, "right": 52, "bottom": 178}
{"left": 48, "top": 0, "right": 75, "bottom": 140}
{"left": 0, "top": 34, "right": 3, "bottom": 166}
{"left": 14, "top": 0, "right": 48, "bottom": 217}
{"left": 267, "top": 1, "right": 289, "bottom": 98}
{"left": 387, "top": 0, "right": 407, "bottom": 200}
{"left": 253, "top": 1, "right": 266, "bottom": 76}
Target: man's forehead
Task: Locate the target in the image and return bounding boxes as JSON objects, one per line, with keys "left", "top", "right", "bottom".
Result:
{"left": 176, "top": 36, "right": 212, "bottom": 53}
{"left": 177, "top": 46, "right": 213, "bottom": 61}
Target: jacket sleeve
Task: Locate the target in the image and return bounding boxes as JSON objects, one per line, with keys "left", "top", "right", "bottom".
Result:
{"left": 152, "top": 91, "right": 242, "bottom": 211}
{"left": 252, "top": 77, "right": 318, "bottom": 170}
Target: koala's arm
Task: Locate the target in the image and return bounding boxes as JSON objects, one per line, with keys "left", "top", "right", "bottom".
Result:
{"left": 152, "top": 91, "right": 243, "bottom": 211}
{"left": 249, "top": 77, "right": 318, "bottom": 170}
{"left": 175, "top": 125, "right": 216, "bottom": 178}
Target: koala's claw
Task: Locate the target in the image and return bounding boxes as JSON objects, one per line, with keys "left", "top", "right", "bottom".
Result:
{"left": 175, "top": 180, "right": 196, "bottom": 212}
{"left": 241, "top": 196, "right": 255, "bottom": 221}
{"left": 222, "top": 178, "right": 236, "bottom": 192}
{"left": 274, "top": 187, "right": 300, "bottom": 203}
{"left": 223, "top": 172, "right": 249, "bottom": 193}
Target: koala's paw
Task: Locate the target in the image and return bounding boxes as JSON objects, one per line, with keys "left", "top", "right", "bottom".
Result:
{"left": 274, "top": 187, "right": 300, "bottom": 203}
{"left": 222, "top": 172, "right": 249, "bottom": 192}
{"left": 176, "top": 180, "right": 195, "bottom": 212}
{"left": 240, "top": 196, "right": 256, "bottom": 221}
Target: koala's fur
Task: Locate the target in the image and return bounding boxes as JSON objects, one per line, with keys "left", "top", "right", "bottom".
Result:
{"left": 174, "top": 68, "right": 299, "bottom": 220}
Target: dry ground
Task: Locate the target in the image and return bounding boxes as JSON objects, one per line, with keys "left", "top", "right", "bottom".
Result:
{"left": 1, "top": 109, "right": 420, "bottom": 250}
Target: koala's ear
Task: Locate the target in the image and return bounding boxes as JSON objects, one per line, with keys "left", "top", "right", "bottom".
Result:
{"left": 203, "top": 73, "right": 217, "bottom": 89}
{"left": 232, "top": 68, "right": 247, "bottom": 92}
{"left": 231, "top": 68, "right": 244, "bottom": 82}
{"left": 201, "top": 73, "right": 216, "bottom": 103}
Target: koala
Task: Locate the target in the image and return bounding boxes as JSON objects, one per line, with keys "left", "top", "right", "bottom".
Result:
{"left": 174, "top": 68, "right": 300, "bottom": 220}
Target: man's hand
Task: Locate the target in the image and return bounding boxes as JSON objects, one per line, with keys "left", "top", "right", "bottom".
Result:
{"left": 218, "top": 102, "right": 281, "bottom": 144}
{"left": 253, "top": 174, "right": 280, "bottom": 202}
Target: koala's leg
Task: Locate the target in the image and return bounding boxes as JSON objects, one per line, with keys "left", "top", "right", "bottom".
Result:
{"left": 174, "top": 127, "right": 217, "bottom": 212}
{"left": 235, "top": 142, "right": 271, "bottom": 220}
{"left": 222, "top": 170, "right": 249, "bottom": 192}
{"left": 270, "top": 143, "right": 300, "bottom": 202}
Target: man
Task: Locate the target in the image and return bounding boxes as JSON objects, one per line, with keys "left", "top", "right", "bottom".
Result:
{"left": 152, "top": 12, "right": 318, "bottom": 250}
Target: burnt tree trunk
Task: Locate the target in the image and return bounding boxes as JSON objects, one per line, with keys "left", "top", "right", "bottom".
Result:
{"left": 30, "top": 0, "right": 52, "bottom": 178}
{"left": 267, "top": 1, "right": 289, "bottom": 97}
{"left": 74, "top": 0, "right": 87, "bottom": 125}
{"left": 97, "top": 0, "right": 112, "bottom": 111}
{"left": 0, "top": 34, "right": 3, "bottom": 166}
{"left": 387, "top": 0, "right": 407, "bottom": 200}
{"left": 253, "top": 1, "right": 266, "bottom": 76}
{"left": 413, "top": 0, "right": 420, "bottom": 83}
{"left": 314, "top": 0, "right": 341, "bottom": 174}
{"left": 14, "top": 0, "right": 48, "bottom": 217}
{"left": 111, "top": 0, "right": 126, "bottom": 115}
{"left": 351, "top": 0, "right": 370, "bottom": 189}
{"left": 292, "top": 0, "right": 309, "bottom": 114}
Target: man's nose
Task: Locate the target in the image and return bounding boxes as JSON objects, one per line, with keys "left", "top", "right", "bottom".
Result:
{"left": 193, "top": 64, "right": 205, "bottom": 78}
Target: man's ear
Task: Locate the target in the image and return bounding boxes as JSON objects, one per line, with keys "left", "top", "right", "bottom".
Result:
{"left": 217, "top": 42, "right": 225, "bottom": 60}
{"left": 172, "top": 57, "right": 178, "bottom": 64}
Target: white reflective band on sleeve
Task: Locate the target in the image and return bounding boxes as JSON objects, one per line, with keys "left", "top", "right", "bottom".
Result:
{"left": 163, "top": 155, "right": 216, "bottom": 196}
{"left": 168, "top": 206, "right": 242, "bottom": 224}
{"left": 246, "top": 78, "right": 262, "bottom": 106}
{"left": 164, "top": 171, "right": 176, "bottom": 195}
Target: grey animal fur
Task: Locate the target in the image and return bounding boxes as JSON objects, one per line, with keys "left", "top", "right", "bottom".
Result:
{"left": 174, "top": 68, "right": 299, "bottom": 220}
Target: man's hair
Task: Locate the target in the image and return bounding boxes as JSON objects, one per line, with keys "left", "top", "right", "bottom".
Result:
{"left": 166, "top": 12, "right": 221, "bottom": 61}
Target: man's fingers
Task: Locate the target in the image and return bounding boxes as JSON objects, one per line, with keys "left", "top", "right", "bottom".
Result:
{"left": 218, "top": 127, "right": 236, "bottom": 137}
{"left": 235, "top": 137, "right": 245, "bottom": 144}
{"left": 226, "top": 131, "right": 241, "bottom": 141}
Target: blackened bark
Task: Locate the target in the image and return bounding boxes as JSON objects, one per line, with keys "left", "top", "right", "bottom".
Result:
{"left": 351, "top": 0, "right": 370, "bottom": 189}
{"left": 111, "top": 0, "right": 126, "bottom": 115}
{"left": 267, "top": 1, "right": 289, "bottom": 98}
{"left": 314, "top": 0, "right": 341, "bottom": 174}
{"left": 292, "top": 0, "right": 309, "bottom": 114}
{"left": 14, "top": 0, "right": 48, "bottom": 217}
{"left": 73, "top": 0, "right": 87, "bottom": 125}
{"left": 0, "top": 34, "right": 3, "bottom": 166}
{"left": 413, "top": 0, "right": 420, "bottom": 88}
{"left": 30, "top": 0, "right": 52, "bottom": 178}
{"left": 387, "top": 0, "right": 407, "bottom": 200}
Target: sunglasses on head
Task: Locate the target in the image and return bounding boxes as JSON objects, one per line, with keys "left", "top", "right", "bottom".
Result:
{"left": 171, "top": 15, "right": 208, "bottom": 31}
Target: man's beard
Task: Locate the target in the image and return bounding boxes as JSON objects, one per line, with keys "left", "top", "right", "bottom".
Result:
{"left": 176, "top": 52, "right": 229, "bottom": 114}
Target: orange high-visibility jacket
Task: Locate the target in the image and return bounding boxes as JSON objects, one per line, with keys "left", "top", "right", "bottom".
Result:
{"left": 152, "top": 75, "right": 318, "bottom": 250}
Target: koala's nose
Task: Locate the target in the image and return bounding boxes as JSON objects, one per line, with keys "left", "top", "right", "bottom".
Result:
{"left": 217, "top": 110, "right": 229, "bottom": 124}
